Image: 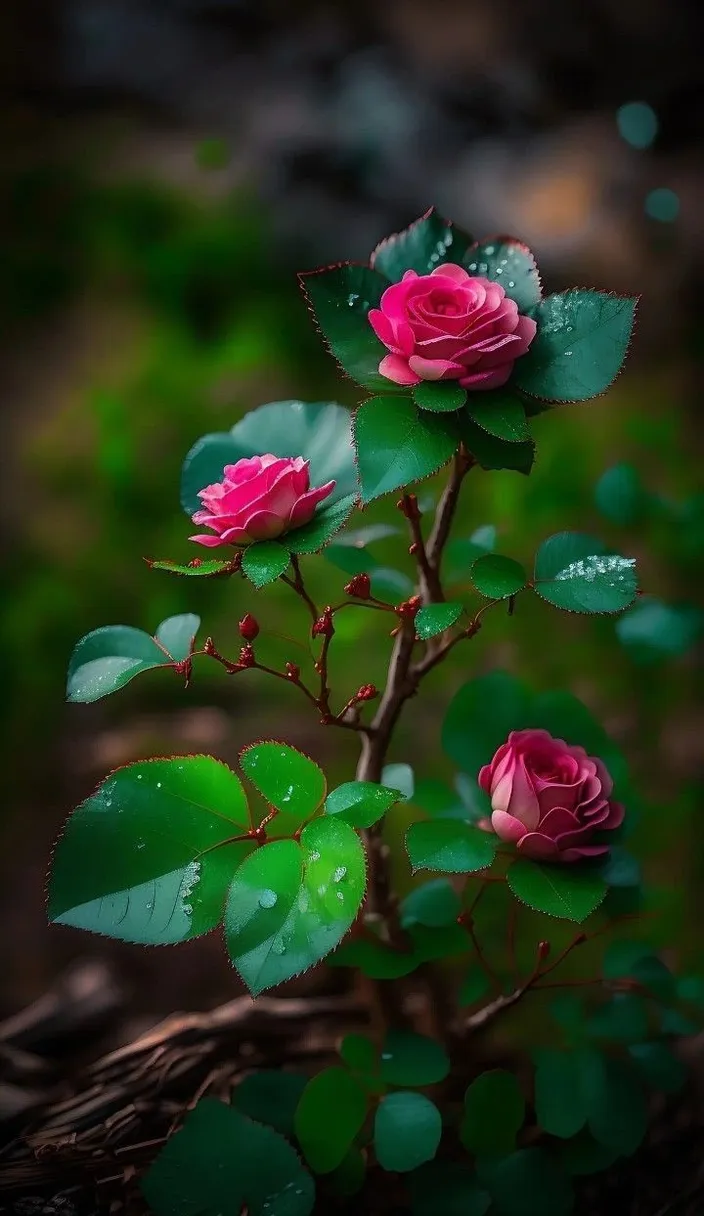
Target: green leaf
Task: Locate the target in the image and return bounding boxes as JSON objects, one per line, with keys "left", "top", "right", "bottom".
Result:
{"left": 329, "top": 936, "right": 421, "bottom": 979}
{"left": 399, "top": 879, "right": 461, "bottom": 929}
{"left": 240, "top": 742, "right": 326, "bottom": 831}
{"left": 444, "top": 528, "right": 496, "bottom": 583}
{"left": 413, "top": 382, "right": 467, "bottom": 413}
{"left": 455, "top": 410, "right": 535, "bottom": 474}
{"left": 559, "top": 1132, "right": 621, "bottom": 1176}
{"left": 533, "top": 1049, "right": 590, "bottom": 1139}
{"left": 224, "top": 817, "right": 365, "bottom": 995}
{"left": 461, "top": 1070, "right": 525, "bottom": 1159}
{"left": 594, "top": 463, "right": 647, "bottom": 526}
{"left": 413, "top": 779, "right": 467, "bottom": 820}
{"left": 374, "top": 1092, "right": 442, "bottom": 1172}
{"left": 141, "top": 1099, "right": 314, "bottom": 1216}
{"left": 507, "top": 859, "right": 606, "bottom": 923}
{"left": 299, "top": 264, "right": 393, "bottom": 391}
{"left": 325, "top": 781, "right": 399, "bottom": 829}
{"left": 181, "top": 399, "right": 358, "bottom": 516}
{"left": 233, "top": 1071, "right": 307, "bottom": 1138}
{"left": 588, "top": 994, "right": 649, "bottom": 1043}
{"left": 458, "top": 969, "right": 490, "bottom": 1007}
{"left": 242, "top": 542, "right": 290, "bottom": 588}
{"left": 371, "top": 210, "right": 473, "bottom": 280}
{"left": 406, "top": 820, "right": 497, "bottom": 874}
{"left": 616, "top": 597, "right": 703, "bottom": 662}
{"left": 325, "top": 1147, "right": 367, "bottom": 1197}
{"left": 339, "top": 1033, "right": 378, "bottom": 1081}
{"left": 478, "top": 1149, "right": 573, "bottom": 1216}
{"left": 585, "top": 1056, "right": 647, "bottom": 1155}
{"left": 48, "top": 757, "right": 252, "bottom": 944}
{"left": 66, "top": 614, "right": 200, "bottom": 703}
{"left": 466, "top": 391, "right": 530, "bottom": 443}
{"left": 514, "top": 290, "right": 637, "bottom": 403}
{"left": 660, "top": 1008, "right": 699, "bottom": 1037}
{"left": 354, "top": 396, "right": 457, "bottom": 503}
{"left": 629, "top": 1042, "right": 686, "bottom": 1094}
{"left": 286, "top": 493, "right": 357, "bottom": 555}
{"left": 534, "top": 532, "right": 637, "bottom": 614}
{"left": 464, "top": 239, "right": 541, "bottom": 313}
{"left": 442, "top": 671, "right": 531, "bottom": 776}
{"left": 603, "top": 939, "right": 672, "bottom": 995}
{"left": 380, "top": 1031, "right": 450, "bottom": 1087}
{"left": 470, "top": 554, "right": 526, "bottom": 600}
{"left": 382, "top": 763, "right": 414, "bottom": 799}
{"left": 410, "top": 1162, "right": 491, "bottom": 1216}
{"left": 333, "top": 523, "right": 400, "bottom": 547}
{"left": 294, "top": 1066, "right": 368, "bottom": 1174}
{"left": 146, "top": 557, "right": 239, "bottom": 577}
{"left": 415, "top": 601, "right": 464, "bottom": 640}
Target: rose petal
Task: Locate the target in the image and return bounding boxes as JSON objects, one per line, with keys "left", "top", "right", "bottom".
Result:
{"left": 240, "top": 510, "right": 288, "bottom": 542}
{"left": 368, "top": 307, "right": 397, "bottom": 348}
{"left": 517, "top": 833, "right": 560, "bottom": 860}
{"left": 288, "top": 480, "right": 336, "bottom": 529}
{"left": 505, "top": 755, "right": 541, "bottom": 829}
{"left": 407, "top": 355, "right": 465, "bottom": 381}
{"left": 491, "top": 809, "right": 528, "bottom": 844}
{"left": 431, "top": 263, "right": 472, "bottom": 284}
{"left": 459, "top": 364, "right": 513, "bottom": 390}
{"left": 379, "top": 353, "right": 420, "bottom": 386}
{"left": 559, "top": 845, "right": 610, "bottom": 863}
{"left": 189, "top": 532, "right": 229, "bottom": 548}
{"left": 538, "top": 807, "right": 582, "bottom": 838}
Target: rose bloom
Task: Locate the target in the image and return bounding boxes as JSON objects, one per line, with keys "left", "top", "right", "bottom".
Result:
{"left": 478, "top": 729, "right": 624, "bottom": 863}
{"left": 369, "top": 263, "right": 537, "bottom": 391}
{"left": 190, "top": 455, "right": 335, "bottom": 547}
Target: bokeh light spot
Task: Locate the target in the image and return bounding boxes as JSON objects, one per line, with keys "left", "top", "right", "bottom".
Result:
{"left": 644, "top": 188, "right": 680, "bottom": 223}
{"left": 617, "top": 102, "right": 659, "bottom": 149}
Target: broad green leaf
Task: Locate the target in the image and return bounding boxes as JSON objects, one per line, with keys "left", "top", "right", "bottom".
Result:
{"left": 399, "top": 878, "right": 461, "bottom": 929}
{"left": 442, "top": 671, "right": 530, "bottom": 776}
{"left": 594, "top": 463, "right": 647, "bottom": 526}
{"left": 224, "top": 817, "right": 365, "bottom": 995}
{"left": 629, "top": 1042, "right": 686, "bottom": 1094}
{"left": 534, "top": 532, "right": 637, "bottom": 614}
{"left": 66, "top": 614, "right": 200, "bottom": 703}
{"left": 294, "top": 1066, "right": 367, "bottom": 1174}
{"left": 464, "top": 239, "right": 541, "bottom": 313}
{"left": 415, "top": 601, "right": 464, "bottom": 640}
{"left": 242, "top": 542, "right": 290, "bottom": 588}
{"left": 585, "top": 1056, "right": 647, "bottom": 1155}
{"left": 380, "top": 1031, "right": 450, "bottom": 1087}
{"left": 370, "top": 210, "right": 472, "bottom": 280}
{"left": 455, "top": 410, "right": 535, "bottom": 474}
{"left": 559, "top": 1132, "right": 621, "bottom": 1176}
{"left": 286, "top": 493, "right": 357, "bottom": 555}
{"left": 514, "top": 290, "right": 637, "bottom": 402}
{"left": 146, "top": 557, "right": 238, "bottom": 577}
{"left": 406, "top": 820, "right": 497, "bottom": 874}
{"left": 49, "top": 757, "right": 252, "bottom": 944}
{"left": 325, "top": 781, "right": 399, "bottom": 828}
{"left": 478, "top": 1149, "right": 573, "bottom": 1216}
{"left": 466, "top": 391, "right": 530, "bottom": 443}
{"left": 330, "top": 923, "right": 467, "bottom": 978}
{"left": 533, "top": 1049, "right": 589, "bottom": 1139}
{"left": 354, "top": 395, "right": 457, "bottom": 503}
{"left": 588, "top": 994, "right": 649, "bottom": 1043}
{"left": 181, "top": 399, "right": 358, "bottom": 516}
{"left": 325, "top": 1147, "right": 366, "bottom": 1197}
{"left": 382, "top": 763, "right": 414, "bottom": 799}
{"left": 141, "top": 1099, "right": 314, "bottom": 1216}
{"left": 339, "top": 1033, "right": 378, "bottom": 1081}
{"left": 233, "top": 1071, "right": 307, "bottom": 1138}
{"left": 299, "top": 265, "right": 393, "bottom": 391}
{"left": 374, "top": 1092, "right": 442, "bottom": 1172}
{"left": 241, "top": 742, "right": 326, "bottom": 831}
{"left": 413, "top": 382, "right": 467, "bottom": 413}
{"left": 459, "top": 968, "right": 490, "bottom": 1007}
{"left": 412, "top": 779, "right": 467, "bottom": 820}
{"left": 454, "top": 775, "right": 493, "bottom": 824}
{"left": 410, "top": 1162, "right": 491, "bottom": 1216}
{"left": 470, "top": 554, "right": 526, "bottom": 600}
{"left": 507, "top": 859, "right": 606, "bottom": 923}
{"left": 461, "top": 1070, "right": 525, "bottom": 1159}
{"left": 616, "top": 597, "right": 703, "bottom": 662}
{"left": 444, "top": 527, "right": 496, "bottom": 583}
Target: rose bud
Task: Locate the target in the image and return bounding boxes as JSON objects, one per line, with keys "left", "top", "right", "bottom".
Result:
{"left": 478, "top": 729, "right": 624, "bottom": 864}
{"left": 311, "top": 608, "right": 334, "bottom": 639}
{"left": 369, "top": 264, "right": 536, "bottom": 390}
{"left": 344, "top": 573, "right": 372, "bottom": 600}
{"left": 190, "top": 455, "right": 335, "bottom": 548}
{"left": 356, "top": 683, "right": 378, "bottom": 702}
{"left": 238, "top": 613, "right": 260, "bottom": 641}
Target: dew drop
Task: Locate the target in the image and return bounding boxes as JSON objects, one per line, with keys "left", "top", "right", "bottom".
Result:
{"left": 272, "top": 938, "right": 286, "bottom": 955}
{"left": 508, "top": 280, "right": 515, "bottom": 288}
{"left": 495, "top": 267, "right": 503, "bottom": 274}
{"left": 308, "top": 850, "right": 321, "bottom": 863}
{"left": 137, "top": 841, "right": 146, "bottom": 850}
{"left": 156, "top": 781, "right": 162, "bottom": 789}
{"left": 336, "top": 890, "right": 344, "bottom": 901}
{"left": 333, "top": 866, "right": 347, "bottom": 883}
{"left": 258, "top": 889, "right": 278, "bottom": 909}
{"left": 485, "top": 245, "right": 495, "bottom": 255}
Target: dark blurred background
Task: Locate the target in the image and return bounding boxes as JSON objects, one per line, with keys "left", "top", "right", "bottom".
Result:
{"left": 1, "top": 0, "right": 703, "bottom": 1030}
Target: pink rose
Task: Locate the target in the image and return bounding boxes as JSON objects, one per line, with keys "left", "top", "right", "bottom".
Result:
{"left": 190, "top": 454, "right": 335, "bottom": 547}
{"left": 369, "top": 264, "right": 537, "bottom": 391}
{"left": 478, "top": 729, "right": 624, "bottom": 864}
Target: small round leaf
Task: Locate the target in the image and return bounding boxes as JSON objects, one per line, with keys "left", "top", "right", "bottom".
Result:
{"left": 374, "top": 1092, "right": 442, "bottom": 1172}
{"left": 471, "top": 554, "right": 526, "bottom": 600}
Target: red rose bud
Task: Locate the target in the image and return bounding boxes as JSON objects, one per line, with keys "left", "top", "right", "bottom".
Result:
{"left": 396, "top": 594, "right": 421, "bottom": 619}
{"left": 537, "top": 940, "right": 551, "bottom": 960}
{"left": 312, "top": 607, "right": 334, "bottom": 638}
{"left": 203, "top": 636, "right": 217, "bottom": 656}
{"left": 356, "top": 683, "right": 378, "bottom": 702}
{"left": 344, "top": 573, "right": 371, "bottom": 600}
{"left": 285, "top": 661, "right": 300, "bottom": 681}
{"left": 238, "top": 613, "right": 260, "bottom": 641}
{"left": 238, "top": 644, "right": 256, "bottom": 668}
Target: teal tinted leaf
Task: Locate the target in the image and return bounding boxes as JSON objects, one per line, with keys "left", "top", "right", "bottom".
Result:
{"left": 415, "top": 601, "right": 464, "bottom": 640}
{"left": 466, "top": 391, "right": 530, "bottom": 443}
{"left": 286, "top": 493, "right": 357, "bottom": 555}
{"left": 241, "top": 742, "right": 326, "bottom": 829}
{"left": 677, "top": 975, "right": 704, "bottom": 1008}
{"left": 464, "top": 239, "right": 541, "bottom": 313}
{"left": 588, "top": 994, "right": 649, "bottom": 1042}
{"left": 616, "top": 597, "right": 703, "bottom": 662}
{"left": 49, "top": 757, "right": 252, "bottom": 944}
{"left": 410, "top": 1162, "right": 490, "bottom": 1216}
{"left": 329, "top": 936, "right": 421, "bottom": 979}
{"left": 472, "top": 525, "right": 498, "bottom": 549}
{"left": 380, "top": 1031, "right": 450, "bottom": 1087}
{"left": 242, "top": 542, "right": 290, "bottom": 588}
{"left": 442, "top": 671, "right": 530, "bottom": 775}
{"left": 382, "top": 763, "right": 414, "bottom": 799}
{"left": 224, "top": 817, "right": 365, "bottom": 995}
{"left": 354, "top": 395, "right": 457, "bottom": 503}
{"left": 155, "top": 613, "right": 200, "bottom": 662}
{"left": 603, "top": 939, "right": 659, "bottom": 983}
{"left": 66, "top": 619, "right": 191, "bottom": 704}
{"left": 300, "top": 265, "right": 393, "bottom": 391}
{"left": 459, "top": 969, "right": 490, "bottom": 1007}
{"left": 147, "top": 557, "right": 239, "bottom": 577}
{"left": 594, "top": 463, "right": 647, "bottom": 526}
{"left": 412, "top": 779, "right": 466, "bottom": 819}
{"left": 413, "top": 382, "right": 467, "bottom": 413}
{"left": 461, "top": 1070, "right": 525, "bottom": 1159}
{"left": 586, "top": 1056, "right": 647, "bottom": 1155}
{"left": 406, "top": 820, "right": 497, "bottom": 874}
{"left": 233, "top": 1071, "right": 307, "bottom": 1137}
{"left": 507, "top": 859, "right": 606, "bottom": 923}
{"left": 371, "top": 567, "right": 415, "bottom": 600}
{"left": 629, "top": 1042, "right": 686, "bottom": 1094}
{"left": 325, "top": 781, "right": 399, "bottom": 829}
{"left": 534, "top": 532, "right": 637, "bottom": 614}
{"left": 181, "top": 399, "right": 357, "bottom": 515}
{"left": 294, "top": 1066, "right": 368, "bottom": 1174}
{"left": 454, "top": 774, "right": 493, "bottom": 824}
{"left": 400, "top": 879, "right": 461, "bottom": 929}
{"left": 444, "top": 527, "right": 495, "bottom": 583}
{"left": 514, "top": 290, "right": 637, "bottom": 403}
{"left": 371, "top": 210, "right": 472, "bottom": 280}
{"left": 333, "top": 523, "right": 400, "bottom": 547}
{"left": 533, "top": 1049, "right": 589, "bottom": 1139}
{"left": 455, "top": 410, "right": 535, "bottom": 474}
{"left": 478, "top": 1149, "right": 573, "bottom": 1216}
{"left": 141, "top": 1099, "right": 314, "bottom": 1216}
{"left": 374, "top": 1092, "right": 442, "bottom": 1172}
{"left": 470, "top": 554, "right": 526, "bottom": 599}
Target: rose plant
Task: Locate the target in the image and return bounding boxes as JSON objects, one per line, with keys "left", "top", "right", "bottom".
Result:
{"left": 48, "top": 210, "right": 703, "bottom": 1216}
